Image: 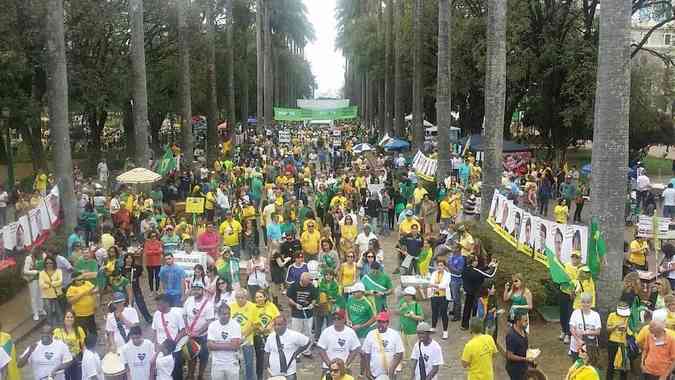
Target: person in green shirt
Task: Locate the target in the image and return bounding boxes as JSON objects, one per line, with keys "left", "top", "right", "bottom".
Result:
{"left": 108, "top": 270, "right": 132, "bottom": 304}
{"left": 399, "top": 286, "right": 424, "bottom": 356}
{"left": 250, "top": 174, "right": 263, "bottom": 206}
{"left": 346, "top": 282, "right": 376, "bottom": 339}
{"left": 315, "top": 271, "right": 344, "bottom": 340}
{"left": 361, "top": 262, "right": 393, "bottom": 312}
{"left": 314, "top": 188, "right": 329, "bottom": 224}
{"left": 74, "top": 248, "right": 99, "bottom": 286}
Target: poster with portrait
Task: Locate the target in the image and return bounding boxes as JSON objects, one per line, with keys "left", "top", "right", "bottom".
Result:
{"left": 498, "top": 198, "right": 512, "bottom": 227}
{"left": 506, "top": 206, "right": 523, "bottom": 239}
{"left": 547, "top": 222, "right": 568, "bottom": 262}
{"left": 534, "top": 218, "right": 553, "bottom": 253}
{"left": 5, "top": 216, "right": 32, "bottom": 251}
{"left": 519, "top": 212, "right": 535, "bottom": 249}
{"left": 568, "top": 225, "right": 589, "bottom": 263}
{"left": 28, "top": 208, "right": 47, "bottom": 244}
{"left": 489, "top": 190, "right": 500, "bottom": 221}
{"left": 45, "top": 186, "right": 60, "bottom": 226}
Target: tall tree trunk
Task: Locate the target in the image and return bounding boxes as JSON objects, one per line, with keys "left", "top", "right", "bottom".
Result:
{"left": 436, "top": 0, "right": 452, "bottom": 181}
{"left": 227, "top": 0, "right": 236, "bottom": 128}
{"left": 263, "top": 0, "right": 273, "bottom": 129}
{"left": 46, "top": 0, "right": 76, "bottom": 231}
{"left": 177, "top": 0, "right": 193, "bottom": 169}
{"left": 123, "top": 100, "right": 135, "bottom": 158}
{"left": 377, "top": 0, "right": 385, "bottom": 135}
{"left": 130, "top": 0, "right": 151, "bottom": 168}
{"left": 394, "top": 0, "right": 405, "bottom": 137}
{"left": 412, "top": 0, "right": 424, "bottom": 149}
{"left": 240, "top": 38, "right": 250, "bottom": 126}
{"left": 385, "top": 0, "right": 394, "bottom": 135}
{"left": 206, "top": 0, "right": 219, "bottom": 166}
{"left": 256, "top": 0, "right": 264, "bottom": 134}
{"left": 481, "top": 0, "right": 507, "bottom": 220}
{"left": 591, "top": 0, "right": 631, "bottom": 316}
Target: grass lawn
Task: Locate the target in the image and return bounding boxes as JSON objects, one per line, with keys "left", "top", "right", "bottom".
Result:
{"left": 559, "top": 148, "right": 674, "bottom": 178}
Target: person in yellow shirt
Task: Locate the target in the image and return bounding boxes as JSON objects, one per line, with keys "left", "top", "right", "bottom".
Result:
{"left": 606, "top": 302, "right": 630, "bottom": 379}
{"left": 462, "top": 317, "right": 498, "bottom": 379}
{"left": 330, "top": 192, "right": 348, "bottom": 209}
{"left": 251, "top": 289, "right": 280, "bottom": 379}
{"left": 412, "top": 184, "right": 428, "bottom": 213}
{"left": 66, "top": 277, "right": 98, "bottom": 338}
{"left": 33, "top": 170, "right": 48, "bottom": 196}
{"left": 399, "top": 210, "right": 422, "bottom": 236}
{"left": 53, "top": 310, "right": 86, "bottom": 364}
{"left": 204, "top": 189, "right": 216, "bottom": 221}
{"left": 573, "top": 267, "right": 596, "bottom": 309}
{"left": 554, "top": 198, "right": 569, "bottom": 224}
{"left": 458, "top": 225, "right": 475, "bottom": 256}
{"left": 300, "top": 221, "right": 322, "bottom": 259}
{"left": 240, "top": 201, "right": 257, "bottom": 222}
{"left": 627, "top": 235, "right": 649, "bottom": 271}
{"left": 340, "top": 215, "right": 358, "bottom": 248}
{"left": 219, "top": 209, "right": 243, "bottom": 256}
{"left": 559, "top": 251, "right": 582, "bottom": 343}
{"left": 230, "top": 288, "right": 257, "bottom": 379}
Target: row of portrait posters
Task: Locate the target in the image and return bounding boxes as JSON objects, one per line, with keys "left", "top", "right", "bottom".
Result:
{"left": 0, "top": 186, "right": 60, "bottom": 252}
{"left": 489, "top": 190, "right": 588, "bottom": 264}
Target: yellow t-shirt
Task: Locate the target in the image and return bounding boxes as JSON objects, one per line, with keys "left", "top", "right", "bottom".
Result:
{"left": 53, "top": 327, "right": 86, "bottom": 355}
{"left": 66, "top": 282, "right": 96, "bottom": 317}
{"left": 300, "top": 230, "right": 322, "bottom": 256}
{"left": 668, "top": 312, "right": 675, "bottom": 331}
{"left": 34, "top": 173, "right": 48, "bottom": 193}
{"left": 563, "top": 263, "right": 580, "bottom": 295}
{"left": 554, "top": 205, "right": 568, "bottom": 224}
{"left": 229, "top": 301, "right": 257, "bottom": 345}
{"left": 399, "top": 218, "right": 421, "bottom": 235}
{"left": 252, "top": 302, "right": 280, "bottom": 334}
{"left": 566, "top": 364, "right": 600, "bottom": 380}
{"left": 461, "top": 334, "right": 497, "bottom": 380}
{"left": 241, "top": 206, "right": 256, "bottom": 221}
{"left": 341, "top": 224, "right": 358, "bottom": 242}
{"left": 606, "top": 313, "right": 629, "bottom": 344}
{"left": 460, "top": 233, "right": 475, "bottom": 256}
{"left": 354, "top": 176, "right": 367, "bottom": 190}
{"left": 628, "top": 240, "right": 648, "bottom": 266}
{"left": 330, "top": 195, "right": 348, "bottom": 209}
{"left": 573, "top": 279, "right": 596, "bottom": 309}
{"left": 219, "top": 219, "right": 242, "bottom": 247}
{"left": 205, "top": 192, "right": 216, "bottom": 210}
{"left": 439, "top": 200, "right": 452, "bottom": 219}
{"left": 339, "top": 263, "right": 357, "bottom": 288}
{"left": 413, "top": 187, "right": 428, "bottom": 205}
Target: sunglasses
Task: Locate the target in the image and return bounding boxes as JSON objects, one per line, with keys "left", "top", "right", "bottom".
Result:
{"left": 367, "top": 255, "right": 374, "bottom": 258}
{"left": 347, "top": 255, "right": 354, "bottom": 258}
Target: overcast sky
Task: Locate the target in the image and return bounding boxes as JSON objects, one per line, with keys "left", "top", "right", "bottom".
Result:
{"left": 303, "top": 0, "right": 344, "bottom": 99}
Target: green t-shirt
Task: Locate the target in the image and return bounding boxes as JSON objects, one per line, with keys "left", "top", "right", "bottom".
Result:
{"left": 75, "top": 258, "right": 99, "bottom": 285}
{"left": 110, "top": 277, "right": 129, "bottom": 294}
{"left": 347, "top": 296, "right": 376, "bottom": 338}
{"left": 318, "top": 279, "right": 344, "bottom": 309}
{"left": 362, "top": 272, "right": 393, "bottom": 312}
{"left": 399, "top": 299, "right": 423, "bottom": 335}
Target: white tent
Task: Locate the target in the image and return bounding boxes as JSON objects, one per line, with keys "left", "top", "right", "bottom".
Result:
{"left": 405, "top": 114, "right": 435, "bottom": 127}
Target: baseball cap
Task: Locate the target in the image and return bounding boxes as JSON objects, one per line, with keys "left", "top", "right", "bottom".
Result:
{"left": 333, "top": 310, "right": 347, "bottom": 320}
{"left": 570, "top": 250, "right": 581, "bottom": 258}
{"left": 376, "top": 311, "right": 390, "bottom": 322}
{"left": 416, "top": 322, "right": 433, "bottom": 333}
{"left": 405, "top": 209, "right": 414, "bottom": 217}
{"left": 403, "top": 286, "right": 416, "bottom": 296}
{"left": 351, "top": 282, "right": 365, "bottom": 293}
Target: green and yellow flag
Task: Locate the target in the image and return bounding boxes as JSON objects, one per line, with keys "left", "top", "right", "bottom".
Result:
{"left": 587, "top": 217, "right": 606, "bottom": 281}
{"left": 156, "top": 146, "right": 177, "bottom": 176}
{"left": 545, "top": 248, "right": 571, "bottom": 290}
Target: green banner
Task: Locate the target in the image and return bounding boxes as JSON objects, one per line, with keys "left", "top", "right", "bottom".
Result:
{"left": 274, "top": 106, "right": 359, "bottom": 121}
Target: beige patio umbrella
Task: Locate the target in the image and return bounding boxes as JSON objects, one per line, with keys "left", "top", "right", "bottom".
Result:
{"left": 116, "top": 167, "right": 162, "bottom": 184}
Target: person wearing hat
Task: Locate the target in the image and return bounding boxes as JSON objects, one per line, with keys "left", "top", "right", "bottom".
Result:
{"left": 572, "top": 266, "right": 596, "bottom": 310}
{"left": 627, "top": 234, "right": 650, "bottom": 272}
{"left": 399, "top": 286, "right": 424, "bottom": 357}
{"left": 219, "top": 209, "right": 243, "bottom": 257}
{"left": 301, "top": 221, "right": 322, "bottom": 259}
{"left": 462, "top": 317, "right": 498, "bottom": 379}
{"left": 66, "top": 273, "right": 98, "bottom": 339}
{"left": 346, "top": 282, "right": 377, "bottom": 340}
{"left": 183, "top": 281, "right": 215, "bottom": 380}
{"left": 605, "top": 302, "right": 631, "bottom": 380}
{"left": 120, "top": 325, "right": 155, "bottom": 379}
{"left": 410, "top": 322, "right": 443, "bottom": 380}
{"left": 362, "top": 311, "right": 404, "bottom": 380}
{"left": 105, "top": 291, "right": 140, "bottom": 351}
{"left": 317, "top": 310, "right": 361, "bottom": 373}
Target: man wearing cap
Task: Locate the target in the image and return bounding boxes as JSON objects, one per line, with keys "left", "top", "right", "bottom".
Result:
{"left": 159, "top": 253, "right": 187, "bottom": 307}
{"left": 399, "top": 210, "right": 421, "bottom": 236}
{"left": 287, "top": 272, "right": 319, "bottom": 357}
{"left": 219, "top": 210, "right": 243, "bottom": 257}
{"left": 301, "top": 221, "right": 322, "bottom": 259}
{"left": 105, "top": 292, "right": 140, "bottom": 351}
{"left": 462, "top": 317, "right": 498, "bottom": 380}
{"left": 347, "top": 282, "right": 377, "bottom": 340}
{"left": 362, "top": 311, "right": 404, "bottom": 380}
{"left": 183, "top": 281, "right": 215, "bottom": 380}
{"left": 318, "top": 310, "right": 361, "bottom": 374}
{"left": 410, "top": 322, "right": 443, "bottom": 380}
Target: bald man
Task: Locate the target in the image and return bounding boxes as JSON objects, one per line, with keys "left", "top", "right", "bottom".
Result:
{"left": 286, "top": 272, "right": 318, "bottom": 357}
{"left": 642, "top": 319, "right": 675, "bottom": 379}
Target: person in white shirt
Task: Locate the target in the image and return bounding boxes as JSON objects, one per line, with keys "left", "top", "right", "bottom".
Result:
{"left": 97, "top": 160, "right": 109, "bottom": 187}
{"left": 362, "top": 311, "right": 404, "bottom": 380}
{"left": 0, "top": 185, "right": 8, "bottom": 226}
{"left": 355, "top": 225, "right": 378, "bottom": 257}
{"left": 105, "top": 292, "right": 140, "bottom": 351}
{"left": 428, "top": 259, "right": 452, "bottom": 339}
{"left": 663, "top": 183, "right": 675, "bottom": 218}
{"left": 151, "top": 295, "right": 186, "bottom": 380}
{"left": 23, "top": 248, "right": 45, "bottom": 321}
{"left": 317, "top": 310, "right": 361, "bottom": 371}
{"left": 81, "top": 335, "right": 103, "bottom": 380}
{"left": 637, "top": 171, "right": 652, "bottom": 209}
{"left": 264, "top": 315, "right": 311, "bottom": 379}
{"left": 18, "top": 324, "right": 73, "bottom": 380}
{"left": 568, "top": 293, "right": 601, "bottom": 359}
{"left": 0, "top": 343, "right": 10, "bottom": 380}
{"left": 206, "top": 303, "right": 242, "bottom": 380}
{"left": 121, "top": 326, "right": 155, "bottom": 380}
{"left": 183, "top": 281, "right": 215, "bottom": 380}
{"left": 410, "top": 322, "right": 444, "bottom": 380}
{"left": 153, "top": 339, "right": 176, "bottom": 380}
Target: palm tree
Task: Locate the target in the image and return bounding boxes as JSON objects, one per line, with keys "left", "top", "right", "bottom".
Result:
{"left": 177, "top": 0, "right": 193, "bottom": 169}
{"left": 411, "top": 0, "right": 423, "bottom": 149}
{"left": 384, "top": 0, "right": 394, "bottom": 135}
{"left": 46, "top": 0, "right": 76, "bottom": 230}
{"left": 205, "top": 0, "right": 219, "bottom": 166}
{"left": 129, "top": 0, "right": 151, "bottom": 168}
{"left": 481, "top": 0, "right": 507, "bottom": 220}
{"left": 436, "top": 0, "right": 451, "bottom": 181}
{"left": 226, "top": 0, "right": 236, "bottom": 128}
{"left": 591, "top": 0, "right": 632, "bottom": 314}
{"left": 394, "top": 0, "right": 405, "bottom": 136}
{"left": 263, "top": 0, "right": 273, "bottom": 130}
{"left": 256, "top": 0, "right": 264, "bottom": 135}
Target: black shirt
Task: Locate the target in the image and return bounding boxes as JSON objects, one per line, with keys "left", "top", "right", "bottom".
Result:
{"left": 286, "top": 282, "right": 318, "bottom": 319}
{"left": 505, "top": 327, "right": 529, "bottom": 377}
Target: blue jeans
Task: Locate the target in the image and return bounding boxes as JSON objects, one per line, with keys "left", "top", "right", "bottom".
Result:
{"left": 241, "top": 344, "right": 256, "bottom": 380}
{"left": 450, "top": 280, "right": 463, "bottom": 317}
{"left": 166, "top": 293, "right": 182, "bottom": 307}
{"left": 381, "top": 212, "right": 389, "bottom": 234}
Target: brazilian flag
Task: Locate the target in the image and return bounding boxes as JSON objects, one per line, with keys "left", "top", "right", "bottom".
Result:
{"left": 156, "top": 146, "right": 177, "bottom": 176}
{"left": 545, "top": 248, "right": 572, "bottom": 292}
{"left": 587, "top": 217, "right": 607, "bottom": 281}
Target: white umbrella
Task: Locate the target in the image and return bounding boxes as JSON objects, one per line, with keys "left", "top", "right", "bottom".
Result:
{"left": 353, "top": 143, "right": 374, "bottom": 154}
{"left": 116, "top": 167, "right": 162, "bottom": 184}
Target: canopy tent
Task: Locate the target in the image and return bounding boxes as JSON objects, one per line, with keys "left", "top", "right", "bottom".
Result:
{"left": 458, "top": 134, "right": 530, "bottom": 153}
{"left": 383, "top": 138, "right": 411, "bottom": 151}
{"left": 405, "top": 114, "right": 434, "bottom": 127}
{"left": 116, "top": 168, "right": 162, "bottom": 184}
{"left": 353, "top": 143, "right": 375, "bottom": 154}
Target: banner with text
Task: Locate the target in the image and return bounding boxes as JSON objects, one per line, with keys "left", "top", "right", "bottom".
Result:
{"left": 273, "top": 106, "right": 359, "bottom": 121}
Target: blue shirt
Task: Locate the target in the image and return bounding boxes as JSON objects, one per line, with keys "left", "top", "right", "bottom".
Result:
{"left": 67, "top": 233, "right": 82, "bottom": 258}
{"left": 266, "top": 223, "right": 282, "bottom": 241}
{"left": 159, "top": 264, "right": 186, "bottom": 296}
{"left": 448, "top": 255, "right": 465, "bottom": 282}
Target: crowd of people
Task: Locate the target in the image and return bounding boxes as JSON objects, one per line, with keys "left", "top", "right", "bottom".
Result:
{"left": 4, "top": 123, "right": 675, "bottom": 380}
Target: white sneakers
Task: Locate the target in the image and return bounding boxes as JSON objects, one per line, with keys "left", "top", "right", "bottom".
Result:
{"left": 33, "top": 313, "right": 39, "bottom": 321}
{"left": 442, "top": 331, "right": 449, "bottom": 340}
{"left": 563, "top": 335, "right": 570, "bottom": 344}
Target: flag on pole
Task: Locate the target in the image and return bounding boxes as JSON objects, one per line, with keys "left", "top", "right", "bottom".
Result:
{"left": 545, "top": 248, "right": 572, "bottom": 291}
{"left": 587, "top": 217, "right": 607, "bottom": 281}
{"left": 156, "top": 146, "right": 177, "bottom": 176}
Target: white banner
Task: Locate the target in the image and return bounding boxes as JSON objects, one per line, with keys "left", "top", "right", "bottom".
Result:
{"left": 412, "top": 151, "right": 437, "bottom": 179}
{"left": 637, "top": 215, "right": 671, "bottom": 238}
{"left": 172, "top": 251, "right": 208, "bottom": 277}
